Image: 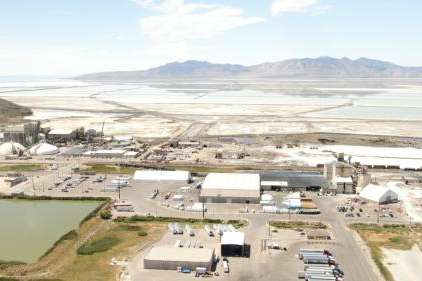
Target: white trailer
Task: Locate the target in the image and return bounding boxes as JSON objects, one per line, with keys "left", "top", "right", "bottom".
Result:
{"left": 204, "top": 225, "right": 214, "bottom": 237}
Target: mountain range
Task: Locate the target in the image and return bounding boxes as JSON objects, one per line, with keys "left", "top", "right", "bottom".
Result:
{"left": 76, "top": 57, "right": 422, "bottom": 81}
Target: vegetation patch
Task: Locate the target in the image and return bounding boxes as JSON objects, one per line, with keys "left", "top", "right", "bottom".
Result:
{"left": 137, "top": 229, "right": 148, "bottom": 237}
{"left": 0, "top": 164, "right": 44, "bottom": 172}
{"left": 0, "top": 260, "right": 26, "bottom": 270}
{"left": 80, "top": 164, "right": 138, "bottom": 175}
{"left": 270, "top": 220, "right": 327, "bottom": 230}
{"left": 350, "top": 223, "right": 422, "bottom": 281}
{"left": 77, "top": 236, "right": 120, "bottom": 255}
{"left": 100, "top": 210, "right": 112, "bottom": 220}
{"left": 116, "top": 215, "right": 248, "bottom": 228}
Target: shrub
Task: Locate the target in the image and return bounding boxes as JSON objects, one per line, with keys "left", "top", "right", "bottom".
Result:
{"left": 137, "top": 229, "right": 148, "bottom": 237}
{"left": 77, "top": 236, "right": 120, "bottom": 255}
{"left": 100, "top": 210, "right": 112, "bottom": 220}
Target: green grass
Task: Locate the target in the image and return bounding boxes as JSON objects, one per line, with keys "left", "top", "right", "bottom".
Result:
{"left": 77, "top": 236, "right": 121, "bottom": 255}
{"left": 0, "top": 164, "right": 44, "bottom": 172}
{"left": 115, "top": 215, "right": 248, "bottom": 230}
{"left": 270, "top": 220, "right": 327, "bottom": 230}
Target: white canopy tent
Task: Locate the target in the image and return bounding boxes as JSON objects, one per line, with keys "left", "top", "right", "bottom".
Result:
{"left": 359, "top": 184, "right": 398, "bottom": 204}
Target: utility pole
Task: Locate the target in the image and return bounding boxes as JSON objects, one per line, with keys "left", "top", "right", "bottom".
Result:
{"left": 202, "top": 198, "right": 205, "bottom": 219}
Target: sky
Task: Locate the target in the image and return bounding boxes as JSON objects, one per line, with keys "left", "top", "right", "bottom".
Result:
{"left": 1, "top": 0, "right": 422, "bottom": 76}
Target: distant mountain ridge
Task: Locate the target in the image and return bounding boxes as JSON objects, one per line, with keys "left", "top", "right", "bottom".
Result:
{"left": 76, "top": 57, "right": 422, "bottom": 80}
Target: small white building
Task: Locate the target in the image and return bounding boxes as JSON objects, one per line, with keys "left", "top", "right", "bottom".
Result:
{"left": 359, "top": 184, "right": 399, "bottom": 204}
{"left": 200, "top": 173, "right": 260, "bottom": 204}
{"left": 221, "top": 232, "right": 247, "bottom": 257}
{"left": 133, "top": 170, "right": 191, "bottom": 183}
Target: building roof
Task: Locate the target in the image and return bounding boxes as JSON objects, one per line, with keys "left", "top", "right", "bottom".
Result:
{"left": 202, "top": 173, "right": 260, "bottom": 191}
{"left": 335, "top": 176, "right": 353, "bottom": 184}
{"left": 133, "top": 170, "right": 190, "bottom": 181}
{"left": 144, "top": 246, "right": 214, "bottom": 263}
{"left": 221, "top": 232, "right": 245, "bottom": 246}
{"left": 359, "top": 184, "right": 398, "bottom": 202}
{"left": 261, "top": 180, "right": 288, "bottom": 187}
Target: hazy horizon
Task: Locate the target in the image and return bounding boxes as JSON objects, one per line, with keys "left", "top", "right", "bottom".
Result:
{"left": 2, "top": 0, "right": 422, "bottom": 76}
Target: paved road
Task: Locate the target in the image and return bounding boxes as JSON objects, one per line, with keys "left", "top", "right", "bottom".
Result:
{"left": 314, "top": 196, "right": 381, "bottom": 281}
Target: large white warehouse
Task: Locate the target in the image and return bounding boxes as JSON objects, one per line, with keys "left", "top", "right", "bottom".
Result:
{"left": 133, "top": 170, "right": 191, "bottom": 183}
{"left": 200, "top": 173, "right": 261, "bottom": 203}
{"left": 359, "top": 184, "right": 398, "bottom": 204}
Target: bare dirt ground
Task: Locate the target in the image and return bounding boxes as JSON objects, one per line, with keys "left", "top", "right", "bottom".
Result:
{"left": 382, "top": 245, "right": 422, "bottom": 281}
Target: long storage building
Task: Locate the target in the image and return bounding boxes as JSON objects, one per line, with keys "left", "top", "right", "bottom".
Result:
{"left": 143, "top": 246, "right": 215, "bottom": 270}
{"left": 200, "top": 173, "right": 261, "bottom": 204}
{"left": 133, "top": 170, "right": 191, "bottom": 183}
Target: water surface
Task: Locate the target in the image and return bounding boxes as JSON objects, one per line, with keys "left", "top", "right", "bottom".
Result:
{"left": 0, "top": 199, "right": 100, "bottom": 263}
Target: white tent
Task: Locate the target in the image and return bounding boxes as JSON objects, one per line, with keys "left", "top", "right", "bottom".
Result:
{"left": 29, "top": 142, "right": 59, "bottom": 155}
{"left": 0, "top": 142, "right": 25, "bottom": 155}
{"left": 359, "top": 184, "right": 398, "bottom": 204}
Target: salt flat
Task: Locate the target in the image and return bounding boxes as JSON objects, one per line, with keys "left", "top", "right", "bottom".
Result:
{"left": 2, "top": 79, "right": 422, "bottom": 138}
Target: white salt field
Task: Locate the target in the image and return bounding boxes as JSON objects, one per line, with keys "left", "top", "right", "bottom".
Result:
{"left": 2, "top": 79, "right": 422, "bottom": 138}
{"left": 308, "top": 105, "right": 422, "bottom": 120}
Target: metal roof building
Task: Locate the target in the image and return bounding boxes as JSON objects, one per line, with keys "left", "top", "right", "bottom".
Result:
{"left": 200, "top": 173, "right": 260, "bottom": 203}
{"left": 143, "top": 246, "right": 215, "bottom": 270}
{"left": 133, "top": 170, "right": 191, "bottom": 183}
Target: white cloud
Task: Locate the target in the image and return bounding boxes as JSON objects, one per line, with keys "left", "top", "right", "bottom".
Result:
{"left": 134, "top": 0, "right": 264, "bottom": 60}
{"left": 271, "top": 0, "right": 318, "bottom": 15}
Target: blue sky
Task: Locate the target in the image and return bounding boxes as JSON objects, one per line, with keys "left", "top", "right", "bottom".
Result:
{"left": 1, "top": 0, "right": 422, "bottom": 75}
